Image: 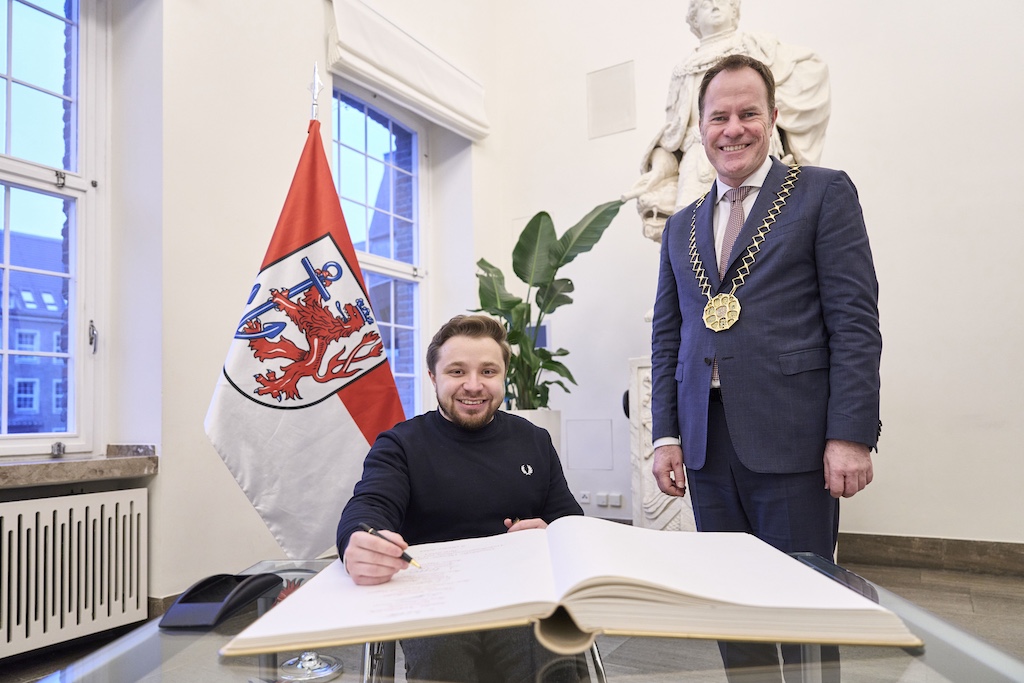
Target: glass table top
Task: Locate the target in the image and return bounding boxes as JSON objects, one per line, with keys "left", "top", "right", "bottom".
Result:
{"left": 34, "top": 558, "right": 1024, "bottom": 683}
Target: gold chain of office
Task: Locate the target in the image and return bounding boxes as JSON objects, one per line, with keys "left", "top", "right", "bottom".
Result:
{"left": 688, "top": 165, "right": 801, "bottom": 332}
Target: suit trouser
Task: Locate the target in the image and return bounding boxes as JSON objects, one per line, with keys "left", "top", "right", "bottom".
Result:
{"left": 687, "top": 392, "right": 840, "bottom": 683}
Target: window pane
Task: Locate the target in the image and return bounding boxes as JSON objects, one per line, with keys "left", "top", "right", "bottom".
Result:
{"left": 0, "top": 8, "right": 7, "bottom": 74}
{"left": 394, "top": 170, "right": 414, "bottom": 221}
{"left": 368, "top": 209, "right": 390, "bottom": 258}
{"left": 394, "top": 326, "right": 414, "bottom": 374}
{"left": 9, "top": 186, "right": 72, "bottom": 272}
{"left": 393, "top": 124, "right": 413, "bottom": 172}
{"left": 8, "top": 272, "right": 68, "bottom": 348}
{"left": 366, "top": 157, "right": 388, "bottom": 212}
{"left": 366, "top": 109, "right": 392, "bottom": 162}
{"left": 0, "top": 188, "right": 5, "bottom": 262}
{"left": 340, "top": 199, "right": 367, "bottom": 251}
{"left": 396, "top": 376, "right": 415, "bottom": 419}
{"left": 394, "top": 218, "right": 414, "bottom": 265}
{"left": 365, "top": 273, "right": 392, "bottom": 322}
{"left": 394, "top": 279, "right": 416, "bottom": 327}
{"left": 12, "top": 3, "right": 74, "bottom": 94}
{"left": 377, "top": 322, "right": 392, "bottom": 356}
{"left": 338, "top": 147, "right": 365, "bottom": 202}
{"left": 11, "top": 83, "right": 75, "bottom": 170}
{"left": 337, "top": 93, "right": 365, "bottom": 152}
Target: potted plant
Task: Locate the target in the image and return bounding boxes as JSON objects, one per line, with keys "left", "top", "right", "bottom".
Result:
{"left": 476, "top": 199, "right": 623, "bottom": 411}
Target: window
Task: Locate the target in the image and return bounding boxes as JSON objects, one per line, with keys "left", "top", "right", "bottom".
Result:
{"left": 332, "top": 88, "right": 422, "bottom": 418}
{"left": 13, "top": 328, "right": 39, "bottom": 363}
{"left": 13, "top": 378, "right": 38, "bottom": 414}
{"left": 41, "top": 291, "right": 58, "bottom": 311}
{"left": 0, "top": 0, "right": 99, "bottom": 451}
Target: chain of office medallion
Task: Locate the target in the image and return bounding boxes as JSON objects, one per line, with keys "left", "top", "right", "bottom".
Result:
{"left": 687, "top": 165, "right": 801, "bottom": 299}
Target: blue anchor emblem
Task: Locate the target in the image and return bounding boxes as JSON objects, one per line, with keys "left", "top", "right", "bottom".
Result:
{"left": 235, "top": 257, "right": 343, "bottom": 340}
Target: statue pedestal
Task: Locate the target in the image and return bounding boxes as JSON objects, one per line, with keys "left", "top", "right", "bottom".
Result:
{"left": 628, "top": 357, "right": 696, "bottom": 532}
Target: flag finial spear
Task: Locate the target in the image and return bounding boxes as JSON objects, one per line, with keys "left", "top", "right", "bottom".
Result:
{"left": 309, "top": 62, "right": 324, "bottom": 120}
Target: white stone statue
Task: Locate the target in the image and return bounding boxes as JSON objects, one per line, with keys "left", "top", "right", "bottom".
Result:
{"left": 622, "top": 0, "right": 831, "bottom": 241}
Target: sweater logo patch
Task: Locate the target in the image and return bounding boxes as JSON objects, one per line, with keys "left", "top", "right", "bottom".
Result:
{"left": 520, "top": 464, "right": 534, "bottom": 476}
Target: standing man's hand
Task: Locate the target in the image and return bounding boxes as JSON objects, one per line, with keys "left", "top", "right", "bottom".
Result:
{"left": 823, "top": 439, "right": 873, "bottom": 498}
{"left": 653, "top": 444, "right": 687, "bottom": 497}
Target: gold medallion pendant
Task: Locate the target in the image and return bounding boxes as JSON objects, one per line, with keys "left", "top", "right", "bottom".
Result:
{"left": 703, "top": 293, "right": 741, "bottom": 331}
{"left": 687, "top": 166, "right": 801, "bottom": 334}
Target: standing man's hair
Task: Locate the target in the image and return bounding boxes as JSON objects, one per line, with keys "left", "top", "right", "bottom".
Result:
{"left": 426, "top": 315, "right": 511, "bottom": 374}
{"left": 697, "top": 54, "right": 777, "bottom": 119}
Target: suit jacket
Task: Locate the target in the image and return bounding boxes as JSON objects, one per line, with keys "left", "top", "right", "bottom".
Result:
{"left": 651, "top": 157, "right": 881, "bottom": 474}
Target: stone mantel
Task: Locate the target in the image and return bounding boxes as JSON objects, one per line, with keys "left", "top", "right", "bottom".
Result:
{"left": 0, "top": 445, "right": 158, "bottom": 490}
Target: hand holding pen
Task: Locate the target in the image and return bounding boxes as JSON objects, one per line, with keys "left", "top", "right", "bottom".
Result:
{"left": 358, "top": 523, "right": 421, "bottom": 568}
{"left": 344, "top": 523, "right": 421, "bottom": 586}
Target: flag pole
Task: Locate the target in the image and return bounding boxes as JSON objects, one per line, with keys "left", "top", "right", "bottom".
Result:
{"left": 309, "top": 62, "right": 324, "bottom": 121}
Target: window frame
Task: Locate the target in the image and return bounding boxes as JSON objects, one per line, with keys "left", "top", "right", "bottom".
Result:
{"left": 0, "top": 0, "right": 105, "bottom": 457}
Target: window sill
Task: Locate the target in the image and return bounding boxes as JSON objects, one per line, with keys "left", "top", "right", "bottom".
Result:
{"left": 0, "top": 445, "right": 158, "bottom": 489}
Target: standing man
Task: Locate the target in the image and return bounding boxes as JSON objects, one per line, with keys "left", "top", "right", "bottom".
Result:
{"left": 650, "top": 54, "right": 880, "bottom": 681}
{"left": 338, "top": 314, "right": 583, "bottom": 683}
{"left": 622, "top": 0, "right": 830, "bottom": 242}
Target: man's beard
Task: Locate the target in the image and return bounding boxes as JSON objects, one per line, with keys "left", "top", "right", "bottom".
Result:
{"left": 436, "top": 392, "right": 501, "bottom": 430}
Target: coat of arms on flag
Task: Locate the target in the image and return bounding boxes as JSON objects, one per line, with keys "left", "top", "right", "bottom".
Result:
{"left": 228, "top": 237, "right": 386, "bottom": 408}
{"left": 206, "top": 120, "right": 405, "bottom": 559}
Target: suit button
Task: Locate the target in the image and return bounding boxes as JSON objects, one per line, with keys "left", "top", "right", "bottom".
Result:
{"left": 704, "top": 357, "right": 713, "bottom": 365}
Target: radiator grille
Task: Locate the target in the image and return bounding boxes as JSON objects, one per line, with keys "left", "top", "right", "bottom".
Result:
{"left": 0, "top": 489, "right": 148, "bottom": 658}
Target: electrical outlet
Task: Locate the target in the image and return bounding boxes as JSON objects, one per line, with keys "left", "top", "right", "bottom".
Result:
{"left": 596, "top": 492, "right": 609, "bottom": 507}
{"left": 578, "top": 490, "right": 591, "bottom": 504}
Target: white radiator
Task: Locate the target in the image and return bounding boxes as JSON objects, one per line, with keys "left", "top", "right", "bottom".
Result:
{"left": 0, "top": 489, "right": 148, "bottom": 658}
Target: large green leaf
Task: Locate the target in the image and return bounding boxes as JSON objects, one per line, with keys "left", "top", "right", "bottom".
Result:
{"left": 512, "top": 211, "right": 557, "bottom": 287}
{"left": 550, "top": 200, "right": 623, "bottom": 270}
{"left": 475, "top": 199, "right": 622, "bottom": 409}
{"left": 536, "top": 278, "right": 574, "bottom": 315}
{"left": 476, "top": 258, "right": 522, "bottom": 318}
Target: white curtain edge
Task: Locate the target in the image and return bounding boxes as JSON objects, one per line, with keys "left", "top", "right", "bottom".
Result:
{"left": 328, "top": 1, "right": 490, "bottom": 142}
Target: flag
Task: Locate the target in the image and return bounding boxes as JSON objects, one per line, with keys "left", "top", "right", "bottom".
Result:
{"left": 205, "top": 120, "right": 406, "bottom": 559}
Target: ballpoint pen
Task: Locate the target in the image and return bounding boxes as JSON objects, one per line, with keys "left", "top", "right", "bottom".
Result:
{"left": 358, "top": 522, "right": 422, "bottom": 568}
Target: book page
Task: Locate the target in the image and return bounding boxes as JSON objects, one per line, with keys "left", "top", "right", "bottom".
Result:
{"left": 544, "top": 516, "right": 888, "bottom": 612}
{"left": 223, "top": 528, "right": 561, "bottom": 654}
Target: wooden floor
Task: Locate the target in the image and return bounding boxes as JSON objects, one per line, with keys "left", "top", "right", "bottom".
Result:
{"left": 1, "top": 564, "right": 1022, "bottom": 682}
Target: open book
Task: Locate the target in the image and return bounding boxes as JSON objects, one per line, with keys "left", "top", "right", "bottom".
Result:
{"left": 220, "top": 516, "right": 922, "bottom": 656}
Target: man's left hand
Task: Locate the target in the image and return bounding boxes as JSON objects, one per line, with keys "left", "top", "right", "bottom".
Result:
{"left": 823, "top": 439, "right": 873, "bottom": 498}
{"left": 504, "top": 517, "right": 547, "bottom": 532}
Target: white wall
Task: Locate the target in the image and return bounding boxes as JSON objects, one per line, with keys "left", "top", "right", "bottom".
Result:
{"left": 110, "top": 0, "right": 1024, "bottom": 598}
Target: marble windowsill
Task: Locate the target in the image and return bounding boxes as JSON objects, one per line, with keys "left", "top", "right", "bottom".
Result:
{"left": 0, "top": 445, "right": 158, "bottom": 489}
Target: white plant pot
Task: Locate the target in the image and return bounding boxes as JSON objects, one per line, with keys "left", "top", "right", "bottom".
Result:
{"left": 507, "top": 409, "right": 562, "bottom": 463}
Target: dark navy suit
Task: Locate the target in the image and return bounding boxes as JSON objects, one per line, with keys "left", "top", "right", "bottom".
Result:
{"left": 651, "top": 157, "right": 880, "bottom": 679}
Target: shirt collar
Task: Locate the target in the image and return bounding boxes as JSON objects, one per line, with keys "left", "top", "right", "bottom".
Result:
{"left": 713, "top": 156, "right": 774, "bottom": 204}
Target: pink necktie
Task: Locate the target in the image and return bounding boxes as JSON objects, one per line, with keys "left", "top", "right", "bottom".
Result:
{"left": 718, "top": 186, "right": 755, "bottom": 278}
{"left": 712, "top": 186, "right": 754, "bottom": 387}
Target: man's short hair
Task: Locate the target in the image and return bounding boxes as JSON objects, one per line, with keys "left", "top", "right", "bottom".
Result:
{"left": 426, "top": 315, "right": 511, "bottom": 374}
{"left": 697, "top": 54, "right": 777, "bottom": 120}
{"left": 686, "top": 0, "right": 741, "bottom": 38}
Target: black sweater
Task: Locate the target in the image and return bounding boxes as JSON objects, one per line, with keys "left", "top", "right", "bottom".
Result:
{"left": 336, "top": 410, "right": 583, "bottom": 555}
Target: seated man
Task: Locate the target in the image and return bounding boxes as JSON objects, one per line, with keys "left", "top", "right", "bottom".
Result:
{"left": 337, "top": 314, "right": 584, "bottom": 683}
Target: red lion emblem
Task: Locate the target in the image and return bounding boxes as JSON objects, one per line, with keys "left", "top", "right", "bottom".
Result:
{"left": 241, "top": 270, "right": 384, "bottom": 401}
